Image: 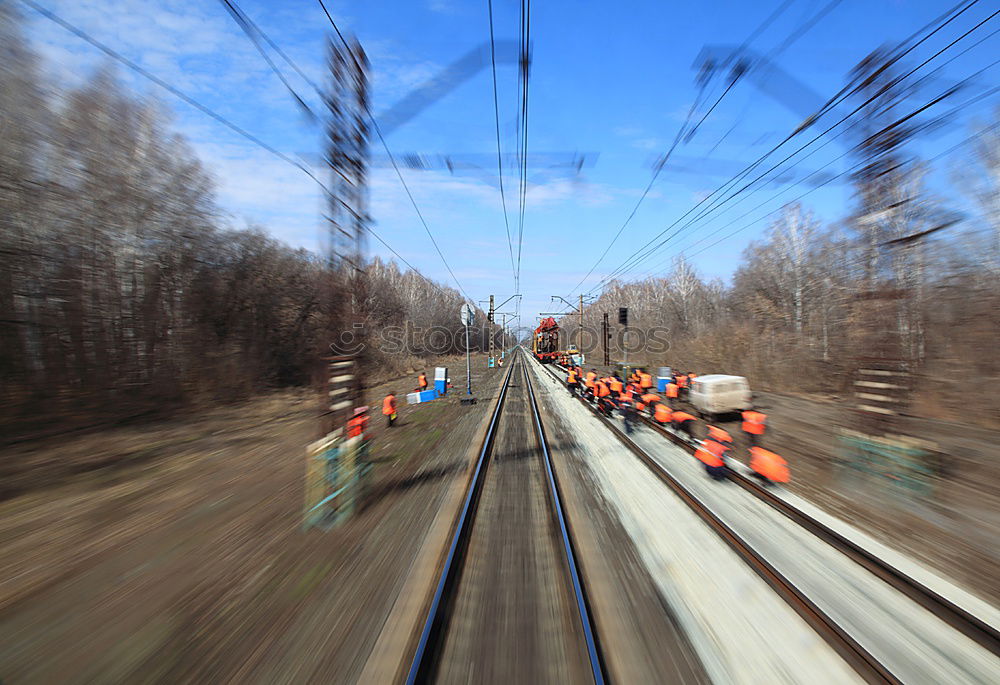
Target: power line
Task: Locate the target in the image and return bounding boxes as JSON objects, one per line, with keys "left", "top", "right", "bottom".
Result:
{"left": 585, "top": 0, "right": 991, "bottom": 295}
{"left": 514, "top": 0, "right": 531, "bottom": 297}
{"left": 214, "top": 1, "right": 471, "bottom": 302}
{"left": 588, "top": 0, "right": 985, "bottom": 292}
{"left": 567, "top": 0, "right": 799, "bottom": 298}
{"left": 632, "top": 6, "right": 998, "bottom": 280}
{"left": 20, "top": 0, "right": 336, "bottom": 193}
{"left": 650, "top": 68, "right": 1000, "bottom": 276}
{"left": 678, "top": 83, "right": 1000, "bottom": 261}
{"left": 487, "top": 0, "right": 517, "bottom": 283}
{"left": 217, "top": 0, "right": 318, "bottom": 118}
{"left": 373, "top": 122, "right": 475, "bottom": 302}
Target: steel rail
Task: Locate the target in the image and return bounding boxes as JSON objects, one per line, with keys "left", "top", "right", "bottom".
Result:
{"left": 405, "top": 356, "right": 517, "bottom": 684}
{"left": 521, "top": 357, "right": 608, "bottom": 684}
{"left": 407, "top": 351, "right": 609, "bottom": 683}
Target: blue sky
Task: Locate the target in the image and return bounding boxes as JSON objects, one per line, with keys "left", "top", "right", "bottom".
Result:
{"left": 22, "top": 0, "right": 999, "bottom": 331}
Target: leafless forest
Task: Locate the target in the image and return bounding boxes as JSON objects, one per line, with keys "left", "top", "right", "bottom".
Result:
{"left": 0, "top": 6, "right": 482, "bottom": 443}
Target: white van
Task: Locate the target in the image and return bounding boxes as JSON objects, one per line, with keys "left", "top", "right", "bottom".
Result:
{"left": 688, "top": 374, "right": 751, "bottom": 419}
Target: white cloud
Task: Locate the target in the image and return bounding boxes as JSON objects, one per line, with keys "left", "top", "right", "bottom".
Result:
{"left": 632, "top": 137, "right": 661, "bottom": 151}
{"left": 427, "top": 0, "right": 456, "bottom": 14}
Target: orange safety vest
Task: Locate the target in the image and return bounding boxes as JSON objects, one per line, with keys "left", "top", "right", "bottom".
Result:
{"left": 567, "top": 370, "right": 577, "bottom": 383}
{"left": 586, "top": 371, "right": 597, "bottom": 386}
{"left": 677, "top": 375, "right": 688, "bottom": 388}
{"left": 694, "top": 439, "right": 726, "bottom": 467}
{"left": 742, "top": 411, "right": 767, "bottom": 435}
{"left": 641, "top": 393, "right": 660, "bottom": 405}
{"left": 707, "top": 425, "right": 732, "bottom": 444}
{"left": 672, "top": 411, "right": 695, "bottom": 425}
{"left": 596, "top": 381, "right": 611, "bottom": 398}
{"left": 610, "top": 378, "right": 623, "bottom": 393}
{"left": 382, "top": 395, "right": 396, "bottom": 415}
{"left": 665, "top": 383, "right": 678, "bottom": 398}
{"left": 750, "top": 447, "right": 789, "bottom": 482}
{"left": 639, "top": 372, "right": 653, "bottom": 389}
{"left": 347, "top": 415, "right": 368, "bottom": 438}
{"left": 654, "top": 403, "right": 672, "bottom": 423}
{"left": 418, "top": 374, "right": 427, "bottom": 389}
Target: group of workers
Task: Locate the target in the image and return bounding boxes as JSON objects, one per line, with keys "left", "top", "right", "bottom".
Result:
{"left": 563, "top": 364, "right": 788, "bottom": 484}
{"left": 344, "top": 369, "right": 427, "bottom": 442}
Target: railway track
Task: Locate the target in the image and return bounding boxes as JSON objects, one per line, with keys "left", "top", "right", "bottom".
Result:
{"left": 405, "top": 351, "right": 607, "bottom": 684}
{"left": 539, "top": 359, "right": 1000, "bottom": 683}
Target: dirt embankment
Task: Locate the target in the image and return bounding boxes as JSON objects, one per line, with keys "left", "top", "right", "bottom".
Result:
{"left": 0, "top": 356, "right": 503, "bottom": 682}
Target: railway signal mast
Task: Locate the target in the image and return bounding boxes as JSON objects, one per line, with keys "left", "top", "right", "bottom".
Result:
{"left": 305, "top": 33, "right": 371, "bottom": 529}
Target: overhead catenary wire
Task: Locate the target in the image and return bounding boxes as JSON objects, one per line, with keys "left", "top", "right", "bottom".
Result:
{"left": 19, "top": 0, "right": 339, "bottom": 193}
{"left": 218, "top": 0, "right": 472, "bottom": 304}
{"left": 683, "top": 89, "right": 1000, "bottom": 265}
{"left": 584, "top": 0, "right": 992, "bottom": 295}
{"left": 487, "top": 0, "right": 517, "bottom": 283}
{"left": 217, "top": 0, "right": 318, "bottom": 118}
{"left": 566, "top": 0, "right": 800, "bottom": 300}
{"left": 623, "top": 6, "right": 999, "bottom": 285}
{"left": 514, "top": 0, "right": 531, "bottom": 299}
{"left": 635, "top": 66, "right": 1000, "bottom": 281}
{"left": 595, "top": 118, "right": 999, "bottom": 309}
{"left": 585, "top": 0, "right": 985, "bottom": 293}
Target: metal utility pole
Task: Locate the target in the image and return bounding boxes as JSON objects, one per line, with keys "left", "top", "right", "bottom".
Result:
{"left": 306, "top": 33, "right": 370, "bottom": 530}
{"left": 488, "top": 295, "right": 495, "bottom": 366}
{"left": 618, "top": 307, "right": 629, "bottom": 368}
{"left": 320, "top": 34, "right": 369, "bottom": 437}
{"left": 579, "top": 294, "right": 584, "bottom": 353}
{"left": 460, "top": 303, "right": 475, "bottom": 395}
{"left": 602, "top": 313, "right": 610, "bottom": 366}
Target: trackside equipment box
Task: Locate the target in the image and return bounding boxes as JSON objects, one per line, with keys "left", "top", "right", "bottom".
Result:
{"left": 435, "top": 367, "right": 448, "bottom": 395}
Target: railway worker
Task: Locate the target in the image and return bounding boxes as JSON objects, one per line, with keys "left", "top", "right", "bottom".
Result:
{"left": 417, "top": 371, "right": 428, "bottom": 392}
{"left": 641, "top": 392, "right": 661, "bottom": 417}
{"left": 594, "top": 380, "right": 615, "bottom": 416}
{"left": 347, "top": 406, "right": 369, "bottom": 439}
{"left": 671, "top": 411, "right": 697, "bottom": 440}
{"left": 621, "top": 394, "right": 637, "bottom": 434}
{"left": 741, "top": 408, "right": 767, "bottom": 447}
{"left": 665, "top": 380, "right": 679, "bottom": 408}
{"left": 654, "top": 401, "right": 672, "bottom": 425}
{"left": 566, "top": 367, "right": 579, "bottom": 396}
{"left": 749, "top": 446, "right": 790, "bottom": 484}
{"left": 382, "top": 392, "right": 397, "bottom": 428}
{"left": 594, "top": 377, "right": 612, "bottom": 407}
{"left": 639, "top": 369, "right": 653, "bottom": 390}
{"left": 706, "top": 424, "right": 733, "bottom": 447}
{"left": 583, "top": 369, "right": 597, "bottom": 402}
{"left": 609, "top": 374, "right": 624, "bottom": 396}
{"left": 676, "top": 372, "right": 690, "bottom": 401}
{"left": 695, "top": 437, "right": 729, "bottom": 480}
